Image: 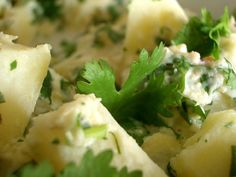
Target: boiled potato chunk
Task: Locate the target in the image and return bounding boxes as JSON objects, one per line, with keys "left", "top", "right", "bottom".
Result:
{"left": 142, "top": 129, "right": 181, "bottom": 172}
{"left": 125, "top": 0, "right": 188, "bottom": 52}
{"left": 0, "top": 33, "right": 51, "bottom": 147}
{"left": 26, "top": 94, "right": 167, "bottom": 177}
{"left": 170, "top": 110, "right": 236, "bottom": 177}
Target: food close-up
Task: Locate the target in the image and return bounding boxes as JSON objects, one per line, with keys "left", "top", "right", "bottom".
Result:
{"left": 0, "top": 0, "right": 236, "bottom": 177}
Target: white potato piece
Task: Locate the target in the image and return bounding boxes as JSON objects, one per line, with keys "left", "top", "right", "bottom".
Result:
{"left": 0, "top": 141, "right": 31, "bottom": 177}
{"left": 125, "top": 0, "right": 188, "bottom": 52}
{"left": 142, "top": 129, "right": 181, "bottom": 172}
{"left": 4, "top": 1, "right": 38, "bottom": 45}
{"left": 26, "top": 94, "right": 168, "bottom": 177}
{"left": 0, "top": 33, "right": 51, "bottom": 147}
{"left": 170, "top": 110, "right": 236, "bottom": 177}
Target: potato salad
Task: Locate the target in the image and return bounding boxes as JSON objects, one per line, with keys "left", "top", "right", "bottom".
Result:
{"left": 0, "top": 0, "right": 236, "bottom": 177}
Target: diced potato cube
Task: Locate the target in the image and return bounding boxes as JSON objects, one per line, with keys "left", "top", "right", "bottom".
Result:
{"left": 26, "top": 94, "right": 168, "bottom": 177}
{"left": 0, "top": 33, "right": 51, "bottom": 147}
{"left": 170, "top": 110, "right": 236, "bottom": 177}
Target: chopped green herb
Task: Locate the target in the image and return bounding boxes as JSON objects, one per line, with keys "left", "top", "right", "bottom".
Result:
{"left": 178, "top": 97, "right": 209, "bottom": 124}
{"left": 10, "top": 60, "right": 17, "bottom": 71}
{"left": 173, "top": 8, "right": 230, "bottom": 59}
{"left": 221, "top": 60, "right": 236, "bottom": 89}
{"left": 110, "top": 132, "right": 121, "bottom": 154}
{"left": 167, "top": 162, "right": 177, "bottom": 177}
{"left": 120, "top": 118, "right": 149, "bottom": 145}
{"left": 33, "top": 0, "right": 62, "bottom": 22}
{"left": 60, "top": 40, "right": 77, "bottom": 58}
{"left": 84, "top": 124, "right": 107, "bottom": 139}
{"left": 0, "top": 91, "right": 5, "bottom": 103}
{"left": 231, "top": 145, "right": 236, "bottom": 177}
{"left": 60, "top": 79, "right": 72, "bottom": 92}
{"left": 40, "top": 70, "right": 53, "bottom": 103}
{"left": 107, "top": 5, "right": 120, "bottom": 22}
{"left": 93, "top": 25, "right": 124, "bottom": 48}
{"left": 51, "top": 138, "right": 60, "bottom": 145}
{"left": 200, "top": 73, "right": 210, "bottom": 93}
{"left": 225, "top": 121, "right": 234, "bottom": 128}
{"left": 9, "top": 150, "right": 142, "bottom": 177}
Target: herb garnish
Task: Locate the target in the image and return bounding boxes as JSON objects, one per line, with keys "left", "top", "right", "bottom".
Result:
{"left": 173, "top": 8, "right": 230, "bottom": 59}
{"left": 10, "top": 60, "right": 17, "bottom": 71}
{"left": 9, "top": 150, "right": 142, "bottom": 177}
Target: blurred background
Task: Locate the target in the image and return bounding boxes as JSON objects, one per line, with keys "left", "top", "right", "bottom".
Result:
{"left": 178, "top": 0, "right": 235, "bottom": 17}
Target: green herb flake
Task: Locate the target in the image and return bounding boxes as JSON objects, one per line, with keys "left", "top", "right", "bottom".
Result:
{"left": 84, "top": 124, "right": 108, "bottom": 140}
{"left": 167, "top": 162, "right": 177, "bottom": 177}
{"left": 40, "top": 70, "right": 53, "bottom": 103}
{"left": 200, "top": 73, "right": 210, "bottom": 93}
{"left": 0, "top": 91, "right": 5, "bottom": 104}
{"left": 10, "top": 60, "right": 17, "bottom": 71}
{"left": 231, "top": 145, "right": 236, "bottom": 177}
{"left": 60, "top": 40, "right": 77, "bottom": 58}
{"left": 221, "top": 60, "right": 236, "bottom": 89}
{"left": 93, "top": 25, "right": 124, "bottom": 48}
{"left": 51, "top": 138, "right": 60, "bottom": 145}
{"left": 107, "top": 5, "right": 120, "bottom": 22}
{"left": 33, "top": 0, "right": 62, "bottom": 22}
{"left": 110, "top": 132, "right": 121, "bottom": 154}
{"left": 224, "top": 121, "right": 234, "bottom": 128}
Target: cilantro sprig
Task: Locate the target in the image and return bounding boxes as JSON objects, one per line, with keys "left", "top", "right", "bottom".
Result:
{"left": 77, "top": 43, "right": 166, "bottom": 123}
{"left": 9, "top": 150, "right": 142, "bottom": 177}
{"left": 77, "top": 43, "right": 209, "bottom": 142}
{"left": 173, "top": 8, "right": 230, "bottom": 59}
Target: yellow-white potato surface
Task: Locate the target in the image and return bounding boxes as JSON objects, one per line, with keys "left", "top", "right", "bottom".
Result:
{"left": 125, "top": 0, "right": 188, "bottom": 52}
{"left": 170, "top": 110, "right": 236, "bottom": 177}
{"left": 26, "top": 94, "right": 168, "bottom": 177}
{"left": 142, "top": 129, "right": 181, "bottom": 172}
{"left": 0, "top": 33, "right": 51, "bottom": 147}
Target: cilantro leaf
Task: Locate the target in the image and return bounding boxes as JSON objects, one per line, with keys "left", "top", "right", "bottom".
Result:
{"left": 77, "top": 43, "right": 165, "bottom": 121}
{"left": 9, "top": 150, "right": 142, "bottom": 177}
{"left": 172, "top": 8, "right": 230, "bottom": 59}
{"left": 40, "top": 70, "right": 53, "bottom": 103}
{"left": 8, "top": 161, "right": 53, "bottom": 177}
{"left": 77, "top": 44, "right": 209, "bottom": 142}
